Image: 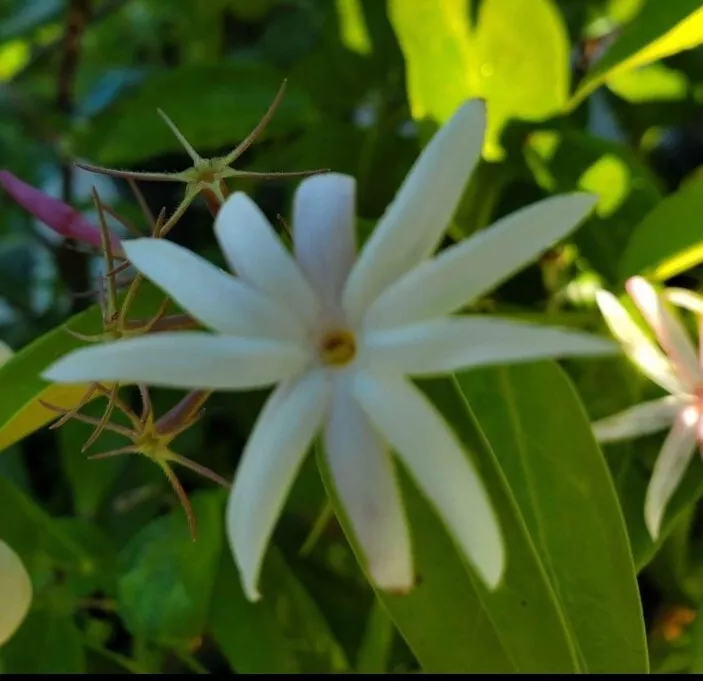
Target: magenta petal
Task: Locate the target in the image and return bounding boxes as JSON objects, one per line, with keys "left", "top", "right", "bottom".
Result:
{"left": 0, "top": 170, "right": 122, "bottom": 253}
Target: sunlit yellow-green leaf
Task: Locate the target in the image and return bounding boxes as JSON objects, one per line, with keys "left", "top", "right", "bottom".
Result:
{"left": 607, "top": 63, "right": 689, "bottom": 102}
{"left": 474, "top": 0, "right": 569, "bottom": 159}
{"left": 571, "top": 0, "right": 703, "bottom": 107}
{"left": 335, "top": 0, "right": 372, "bottom": 56}
{"left": 389, "top": 0, "right": 475, "bottom": 124}
{"left": 0, "top": 340, "right": 97, "bottom": 453}
{"left": 0, "top": 383, "right": 101, "bottom": 454}
{"left": 389, "top": 0, "right": 569, "bottom": 159}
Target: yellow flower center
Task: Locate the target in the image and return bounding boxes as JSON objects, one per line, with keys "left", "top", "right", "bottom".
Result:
{"left": 319, "top": 329, "right": 356, "bottom": 367}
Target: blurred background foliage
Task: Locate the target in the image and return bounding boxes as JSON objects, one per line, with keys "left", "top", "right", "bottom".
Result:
{"left": 1, "top": 0, "right": 703, "bottom": 673}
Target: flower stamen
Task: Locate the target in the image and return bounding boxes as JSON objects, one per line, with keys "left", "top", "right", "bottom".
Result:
{"left": 320, "top": 329, "right": 356, "bottom": 366}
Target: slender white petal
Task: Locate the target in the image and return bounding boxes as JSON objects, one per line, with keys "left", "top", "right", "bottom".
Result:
{"left": 352, "top": 370, "right": 504, "bottom": 589}
{"left": 0, "top": 540, "right": 32, "bottom": 645}
{"left": 665, "top": 288, "right": 703, "bottom": 367}
{"left": 592, "top": 395, "right": 690, "bottom": 443}
{"left": 627, "top": 277, "right": 702, "bottom": 391}
{"left": 343, "top": 100, "right": 486, "bottom": 324}
{"left": 293, "top": 174, "right": 357, "bottom": 317}
{"left": 214, "top": 192, "right": 320, "bottom": 326}
{"left": 596, "top": 289, "right": 683, "bottom": 395}
{"left": 43, "top": 332, "right": 308, "bottom": 390}
{"left": 665, "top": 288, "right": 703, "bottom": 317}
{"left": 124, "top": 238, "right": 303, "bottom": 341}
{"left": 324, "top": 379, "right": 413, "bottom": 592}
{"left": 363, "top": 193, "right": 598, "bottom": 330}
{"left": 644, "top": 405, "right": 699, "bottom": 540}
{"left": 363, "top": 316, "right": 616, "bottom": 376}
{"left": 226, "top": 370, "right": 331, "bottom": 601}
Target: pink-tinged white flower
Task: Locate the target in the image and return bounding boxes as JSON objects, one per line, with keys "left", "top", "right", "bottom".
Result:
{"left": 593, "top": 277, "right": 703, "bottom": 540}
{"left": 43, "top": 100, "right": 614, "bottom": 601}
{"left": 0, "top": 539, "right": 31, "bottom": 645}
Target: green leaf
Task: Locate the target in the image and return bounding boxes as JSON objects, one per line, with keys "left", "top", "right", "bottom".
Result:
{"left": 1, "top": 608, "right": 86, "bottom": 673}
{"left": 0, "top": 280, "right": 171, "bottom": 453}
{"left": 0, "top": 476, "right": 92, "bottom": 572}
{"left": 457, "top": 362, "right": 648, "bottom": 672}
{"left": 571, "top": 0, "right": 703, "bottom": 107}
{"left": 73, "top": 64, "right": 316, "bottom": 166}
{"left": 525, "top": 128, "right": 662, "bottom": 283}
{"left": 355, "top": 598, "right": 394, "bottom": 673}
{"left": 117, "top": 490, "right": 224, "bottom": 643}
{"left": 318, "top": 377, "right": 580, "bottom": 673}
{"left": 210, "top": 546, "right": 349, "bottom": 673}
{"left": 621, "top": 176, "right": 703, "bottom": 281}
{"left": 389, "top": 0, "right": 569, "bottom": 159}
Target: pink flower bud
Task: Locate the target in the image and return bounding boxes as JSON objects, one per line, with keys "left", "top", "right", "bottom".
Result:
{"left": 0, "top": 170, "right": 122, "bottom": 253}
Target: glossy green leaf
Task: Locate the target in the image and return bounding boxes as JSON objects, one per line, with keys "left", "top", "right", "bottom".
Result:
{"left": 457, "top": 361, "right": 648, "bottom": 672}
{"left": 621, "top": 176, "right": 703, "bottom": 280}
{"left": 318, "top": 378, "right": 580, "bottom": 673}
{"left": 525, "top": 128, "right": 662, "bottom": 283}
{"left": 117, "top": 490, "right": 224, "bottom": 642}
{"left": 389, "top": 0, "right": 569, "bottom": 159}
{"left": 73, "top": 64, "right": 316, "bottom": 166}
{"left": 210, "top": 546, "right": 349, "bottom": 673}
{"left": 571, "top": 0, "right": 703, "bottom": 106}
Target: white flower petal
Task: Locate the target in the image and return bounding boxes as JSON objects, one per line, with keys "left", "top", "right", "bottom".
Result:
{"left": 666, "top": 288, "right": 703, "bottom": 367}
{"left": 293, "top": 174, "right": 357, "bottom": 317}
{"left": 226, "top": 370, "right": 331, "bottom": 601}
{"left": 343, "top": 100, "right": 486, "bottom": 324}
{"left": 124, "top": 238, "right": 303, "bottom": 341}
{"left": 352, "top": 370, "right": 504, "bottom": 589}
{"left": 644, "top": 405, "right": 699, "bottom": 540}
{"left": 363, "top": 193, "right": 598, "bottom": 330}
{"left": 214, "top": 192, "right": 320, "bottom": 326}
{"left": 627, "top": 277, "right": 702, "bottom": 391}
{"left": 664, "top": 287, "right": 703, "bottom": 317}
{"left": 324, "top": 378, "right": 413, "bottom": 593}
{"left": 0, "top": 540, "right": 32, "bottom": 645}
{"left": 596, "top": 289, "right": 683, "bottom": 395}
{"left": 592, "top": 395, "right": 690, "bottom": 443}
{"left": 43, "top": 332, "right": 308, "bottom": 390}
{"left": 364, "top": 316, "right": 616, "bottom": 376}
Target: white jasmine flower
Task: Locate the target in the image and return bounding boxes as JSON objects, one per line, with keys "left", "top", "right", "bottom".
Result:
{"left": 0, "top": 539, "right": 32, "bottom": 645}
{"left": 593, "top": 277, "right": 703, "bottom": 539}
{"left": 44, "top": 100, "right": 613, "bottom": 601}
